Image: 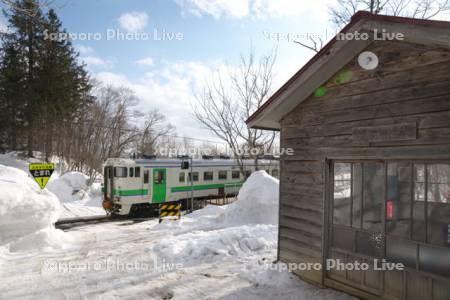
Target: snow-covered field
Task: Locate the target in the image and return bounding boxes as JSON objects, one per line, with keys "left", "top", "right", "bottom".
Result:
{"left": 0, "top": 166, "right": 355, "bottom": 300}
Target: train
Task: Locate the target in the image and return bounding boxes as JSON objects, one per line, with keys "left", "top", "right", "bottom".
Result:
{"left": 102, "top": 156, "right": 279, "bottom": 216}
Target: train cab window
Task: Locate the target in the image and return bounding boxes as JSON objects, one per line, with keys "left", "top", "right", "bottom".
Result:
{"left": 218, "top": 171, "right": 227, "bottom": 180}
{"left": 129, "top": 167, "right": 134, "bottom": 178}
{"left": 204, "top": 171, "right": 213, "bottom": 181}
{"left": 154, "top": 170, "right": 164, "bottom": 184}
{"left": 232, "top": 171, "right": 240, "bottom": 179}
{"left": 272, "top": 169, "right": 279, "bottom": 177}
{"left": 143, "top": 170, "right": 149, "bottom": 184}
{"left": 114, "top": 167, "right": 127, "bottom": 177}
{"left": 135, "top": 167, "right": 141, "bottom": 177}
{"left": 179, "top": 172, "right": 185, "bottom": 182}
{"left": 188, "top": 172, "right": 199, "bottom": 182}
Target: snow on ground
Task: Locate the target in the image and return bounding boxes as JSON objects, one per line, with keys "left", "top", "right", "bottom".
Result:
{"left": 0, "top": 151, "right": 41, "bottom": 172}
{"left": 0, "top": 165, "right": 74, "bottom": 255}
{"left": 0, "top": 152, "right": 105, "bottom": 219}
{"left": 47, "top": 173, "right": 105, "bottom": 218}
{"left": 0, "top": 171, "right": 355, "bottom": 299}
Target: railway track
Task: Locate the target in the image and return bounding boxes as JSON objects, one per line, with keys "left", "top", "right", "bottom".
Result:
{"left": 55, "top": 196, "right": 237, "bottom": 231}
{"left": 55, "top": 215, "right": 155, "bottom": 230}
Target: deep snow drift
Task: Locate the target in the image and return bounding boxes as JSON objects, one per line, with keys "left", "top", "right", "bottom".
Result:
{"left": 0, "top": 165, "right": 70, "bottom": 253}
{"left": 0, "top": 152, "right": 105, "bottom": 219}
{"left": 47, "top": 172, "right": 105, "bottom": 218}
{"left": 153, "top": 171, "right": 279, "bottom": 265}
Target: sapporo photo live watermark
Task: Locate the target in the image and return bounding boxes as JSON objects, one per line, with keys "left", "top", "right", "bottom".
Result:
{"left": 264, "top": 258, "right": 405, "bottom": 273}
{"left": 43, "top": 28, "right": 184, "bottom": 42}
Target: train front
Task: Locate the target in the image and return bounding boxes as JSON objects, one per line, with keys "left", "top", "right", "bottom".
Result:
{"left": 102, "top": 158, "right": 134, "bottom": 215}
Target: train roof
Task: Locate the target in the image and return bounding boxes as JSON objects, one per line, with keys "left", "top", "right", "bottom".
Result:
{"left": 104, "top": 157, "right": 279, "bottom": 167}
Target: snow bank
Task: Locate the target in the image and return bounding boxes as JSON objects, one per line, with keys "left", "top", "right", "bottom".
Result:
{"left": 222, "top": 170, "right": 279, "bottom": 226}
{"left": 156, "top": 171, "right": 279, "bottom": 233}
{"left": 0, "top": 164, "right": 70, "bottom": 253}
{"left": 47, "top": 171, "right": 89, "bottom": 203}
{"left": 152, "top": 224, "right": 277, "bottom": 266}
{"left": 46, "top": 171, "right": 105, "bottom": 218}
{"left": 0, "top": 151, "right": 40, "bottom": 172}
{"left": 152, "top": 171, "right": 280, "bottom": 263}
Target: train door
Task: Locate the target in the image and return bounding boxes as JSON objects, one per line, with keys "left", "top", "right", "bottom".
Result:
{"left": 152, "top": 168, "right": 166, "bottom": 203}
{"left": 104, "top": 166, "right": 113, "bottom": 201}
{"left": 143, "top": 169, "right": 150, "bottom": 200}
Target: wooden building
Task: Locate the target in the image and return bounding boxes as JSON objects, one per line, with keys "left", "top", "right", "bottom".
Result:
{"left": 246, "top": 11, "right": 450, "bottom": 300}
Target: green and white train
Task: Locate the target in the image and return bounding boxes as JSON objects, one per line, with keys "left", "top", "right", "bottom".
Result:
{"left": 102, "top": 157, "right": 279, "bottom": 216}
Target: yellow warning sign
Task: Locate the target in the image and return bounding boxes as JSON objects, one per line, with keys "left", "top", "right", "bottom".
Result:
{"left": 29, "top": 163, "right": 55, "bottom": 189}
{"left": 159, "top": 202, "right": 182, "bottom": 223}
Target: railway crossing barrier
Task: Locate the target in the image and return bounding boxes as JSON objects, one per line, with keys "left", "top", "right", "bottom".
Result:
{"left": 159, "top": 202, "right": 182, "bottom": 223}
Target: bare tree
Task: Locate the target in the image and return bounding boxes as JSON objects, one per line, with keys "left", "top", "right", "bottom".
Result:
{"left": 330, "top": 0, "right": 450, "bottom": 28}
{"left": 295, "top": 0, "right": 450, "bottom": 53}
{"left": 135, "top": 109, "right": 175, "bottom": 156}
{"left": 293, "top": 35, "right": 324, "bottom": 53}
{"left": 193, "top": 49, "right": 278, "bottom": 176}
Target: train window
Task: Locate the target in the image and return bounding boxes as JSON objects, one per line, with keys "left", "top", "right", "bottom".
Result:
{"left": 179, "top": 172, "right": 185, "bottom": 182}
{"left": 129, "top": 167, "right": 134, "bottom": 178}
{"left": 188, "top": 172, "right": 199, "bottom": 182}
{"left": 154, "top": 170, "right": 164, "bottom": 184}
{"left": 143, "top": 170, "right": 149, "bottom": 184}
{"left": 135, "top": 167, "right": 141, "bottom": 178}
{"left": 232, "top": 171, "right": 240, "bottom": 179}
{"left": 272, "top": 169, "right": 278, "bottom": 177}
{"left": 218, "top": 171, "right": 227, "bottom": 180}
{"left": 204, "top": 171, "right": 213, "bottom": 181}
{"left": 114, "top": 167, "right": 127, "bottom": 177}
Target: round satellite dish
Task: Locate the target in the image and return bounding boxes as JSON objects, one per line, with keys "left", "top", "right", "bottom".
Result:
{"left": 358, "top": 51, "right": 379, "bottom": 70}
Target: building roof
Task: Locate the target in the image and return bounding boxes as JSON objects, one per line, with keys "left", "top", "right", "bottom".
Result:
{"left": 246, "top": 11, "right": 450, "bottom": 130}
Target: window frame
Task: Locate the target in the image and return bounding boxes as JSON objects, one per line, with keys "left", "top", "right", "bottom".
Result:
{"left": 179, "top": 172, "right": 185, "bottom": 183}
{"left": 154, "top": 170, "right": 164, "bottom": 184}
{"left": 129, "top": 167, "right": 134, "bottom": 178}
{"left": 218, "top": 170, "right": 228, "bottom": 180}
{"left": 188, "top": 172, "right": 199, "bottom": 182}
{"left": 232, "top": 170, "right": 240, "bottom": 179}
{"left": 328, "top": 159, "right": 450, "bottom": 281}
{"left": 203, "top": 171, "right": 214, "bottom": 181}
{"left": 114, "top": 167, "right": 127, "bottom": 178}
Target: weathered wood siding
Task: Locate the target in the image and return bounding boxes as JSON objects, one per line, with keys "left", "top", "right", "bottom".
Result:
{"left": 278, "top": 40, "right": 450, "bottom": 286}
